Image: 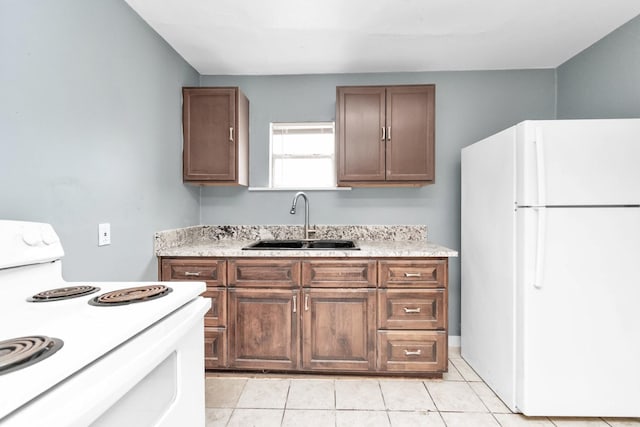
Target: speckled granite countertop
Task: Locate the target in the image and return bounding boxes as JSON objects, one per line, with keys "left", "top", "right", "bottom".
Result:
{"left": 155, "top": 225, "right": 458, "bottom": 258}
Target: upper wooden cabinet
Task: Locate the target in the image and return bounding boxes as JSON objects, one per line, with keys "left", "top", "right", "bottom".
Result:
{"left": 336, "top": 85, "right": 435, "bottom": 186}
{"left": 182, "top": 87, "right": 249, "bottom": 185}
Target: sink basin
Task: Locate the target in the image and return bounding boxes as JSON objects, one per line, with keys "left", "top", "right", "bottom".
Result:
{"left": 243, "top": 240, "right": 305, "bottom": 249}
{"left": 242, "top": 239, "right": 359, "bottom": 250}
{"left": 306, "top": 240, "right": 357, "bottom": 249}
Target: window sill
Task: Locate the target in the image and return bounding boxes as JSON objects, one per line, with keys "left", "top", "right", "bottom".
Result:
{"left": 248, "top": 187, "right": 352, "bottom": 192}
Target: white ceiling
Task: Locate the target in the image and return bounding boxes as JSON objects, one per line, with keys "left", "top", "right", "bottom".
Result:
{"left": 124, "top": 0, "right": 640, "bottom": 75}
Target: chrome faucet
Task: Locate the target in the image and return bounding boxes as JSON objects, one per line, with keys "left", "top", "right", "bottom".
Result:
{"left": 290, "top": 191, "right": 314, "bottom": 240}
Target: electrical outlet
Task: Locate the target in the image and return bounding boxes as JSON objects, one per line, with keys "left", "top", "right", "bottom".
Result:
{"left": 98, "top": 223, "right": 111, "bottom": 246}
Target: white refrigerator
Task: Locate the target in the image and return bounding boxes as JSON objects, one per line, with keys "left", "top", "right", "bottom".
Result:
{"left": 461, "top": 119, "right": 640, "bottom": 417}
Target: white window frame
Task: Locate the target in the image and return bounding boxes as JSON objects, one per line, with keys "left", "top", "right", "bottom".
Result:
{"left": 269, "top": 121, "right": 336, "bottom": 189}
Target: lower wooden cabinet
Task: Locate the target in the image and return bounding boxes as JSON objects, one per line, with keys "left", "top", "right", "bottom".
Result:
{"left": 228, "top": 288, "right": 298, "bottom": 370}
{"left": 160, "top": 256, "right": 449, "bottom": 376}
{"left": 160, "top": 258, "right": 229, "bottom": 369}
{"left": 376, "top": 260, "right": 448, "bottom": 374}
{"left": 301, "top": 289, "right": 376, "bottom": 371}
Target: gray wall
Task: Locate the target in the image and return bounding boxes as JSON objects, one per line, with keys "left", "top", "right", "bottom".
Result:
{"left": 557, "top": 15, "right": 640, "bottom": 118}
{"left": 10, "top": 0, "right": 635, "bottom": 336}
{"left": 0, "top": 0, "right": 200, "bottom": 281}
{"left": 200, "top": 71, "right": 557, "bottom": 335}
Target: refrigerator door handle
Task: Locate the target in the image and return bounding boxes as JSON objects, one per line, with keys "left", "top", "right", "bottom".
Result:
{"left": 533, "top": 207, "right": 546, "bottom": 289}
{"left": 535, "top": 128, "right": 547, "bottom": 206}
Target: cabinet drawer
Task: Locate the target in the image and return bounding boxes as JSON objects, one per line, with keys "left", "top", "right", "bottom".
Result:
{"left": 161, "top": 258, "right": 226, "bottom": 286}
{"left": 228, "top": 259, "right": 300, "bottom": 288}
{"left": 301, "top": 260, "right": 376, "bottom": 288}
{"left": 378, "top": 289, "right": 446, "bottom": 330}
{"left": 379, "top": 259, "right": 447, "bottom": 288}
{"left": 204, "top": 288, "right": 226, "bottom": 327}
{"left": 204, "top": 327, "right": 227, "bottom": 369}
{"left": 377, "top": 331, "right": 447, "bottom": 372}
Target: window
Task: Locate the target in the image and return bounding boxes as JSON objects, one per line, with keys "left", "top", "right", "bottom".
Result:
{"left": 269, "top": 122, "right": 336, "bottom": 188}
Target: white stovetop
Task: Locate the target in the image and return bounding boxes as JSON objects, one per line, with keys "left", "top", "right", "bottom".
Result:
{"left": 0, "top": 260, "right": 205, "bottom": 420}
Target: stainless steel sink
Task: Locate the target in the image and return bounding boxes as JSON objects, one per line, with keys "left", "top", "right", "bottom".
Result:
{"left": 306, "top": 240, "right": 357, "bottom": 249}
{"left": 242, "top": 239, "right": 359, "bottom": 250}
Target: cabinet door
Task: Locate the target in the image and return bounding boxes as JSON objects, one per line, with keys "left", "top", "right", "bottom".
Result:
{"left": 337, "top": 87, "right": 386, "bottom": 183}
{"left": 228, "top": 289, "right": 299, "bottom": 370}
{"left": 385, "top": 86, "right": 435, "bottom": 181}
{"left": 183, "top": 88, "right": 236, "bottom": 181}
{"left": 301, "top": 289, "right": 376, "bottom": 371}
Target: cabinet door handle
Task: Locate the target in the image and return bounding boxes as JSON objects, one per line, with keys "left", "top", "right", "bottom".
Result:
{"left": 404, "top": 272, "right": 421, "bottom": 278}
{"left": 184, "top": 271, "right": 200, "bottom": 277}
{"left": 404, "top": 349, "right": 422, "bottom": 356}
{"left": 304, "top": 294, "right": 309, "bottom": 311}
{"left": 292, "top": 295, "right": 297, "bottom": 313}
{"left": 387, "top": 126, "right": 391, "bottom": 141}
{"left": 403, "top": 307, "right": 421, "bottom": 313}
{"left": 229, "top": 127, "right": 234, "bottom": 142}
{"left": 381, "top": 126, "right": 386, "bottom": 141}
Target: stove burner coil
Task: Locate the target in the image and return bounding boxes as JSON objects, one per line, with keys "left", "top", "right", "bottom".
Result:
{"left": 28, "top": 286, "right": 100, "bottom": 302}
{"left": 0, "top": 336, "right": 64, "bottom": 375}
{"left": 89, "top": 285, "right": 172, "bottom": 306}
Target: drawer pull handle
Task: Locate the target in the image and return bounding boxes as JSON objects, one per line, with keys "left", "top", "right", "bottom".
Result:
{"left": 184, "top": 271, "right": 201, "bottom": 277}
{"left": 293, "top": 295, "right": 297, "bottom": 313}
{"left": 404, "top": 272, "right": 421, "bottom": 278}
{"left": 304, "top": 294, "right": 309, "bottom": 311}
{"left": 403, "top": 307, "right": 421, "bottom": 313}
{"left": 404, "top": 349, "right": 422, "bottom": 356}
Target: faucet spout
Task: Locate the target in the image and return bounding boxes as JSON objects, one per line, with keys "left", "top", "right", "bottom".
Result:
{"left": 290, "top": 191, "right": 312, "bottom": 240}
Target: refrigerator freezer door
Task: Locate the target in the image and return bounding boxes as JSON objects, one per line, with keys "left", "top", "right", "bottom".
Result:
{"left": 516, "top": 119, "right": 640, "bottom": 206}
{"left": 516, "top": 206, "right": 640, "bottom": 416}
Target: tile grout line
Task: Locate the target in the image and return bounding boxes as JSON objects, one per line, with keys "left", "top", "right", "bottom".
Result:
{"left": 225, "top": 378, "right": 249, "bottom": 427}
{"left": 420, "top": 371, "right": 448, "bottom": 426}
{"left": 333, "top": 379, "right": 338, "bottom": 427}
{"left": 375, "top": 379, "right": 394, "bottom": 427}
{"left": 280, "top": 379, "right": 292, "bottom": 427}
{"left": 459, "top": 360, "right": 503, "bottom": 426}
{"left": 224, "top": 407, "right": 233, "bottom": 427}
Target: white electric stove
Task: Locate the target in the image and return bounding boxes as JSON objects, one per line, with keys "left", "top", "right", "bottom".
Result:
{"left": 0, "top": 220, "right": 210, "bottom": 426}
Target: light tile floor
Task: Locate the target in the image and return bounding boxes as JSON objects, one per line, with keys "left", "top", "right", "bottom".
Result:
{"left": 205, "top": 347, "right": 640, "bottom": 427}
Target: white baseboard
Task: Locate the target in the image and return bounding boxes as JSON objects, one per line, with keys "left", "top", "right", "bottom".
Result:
{"left": 448, "top": 335, "right": 461, "bottom": 347}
